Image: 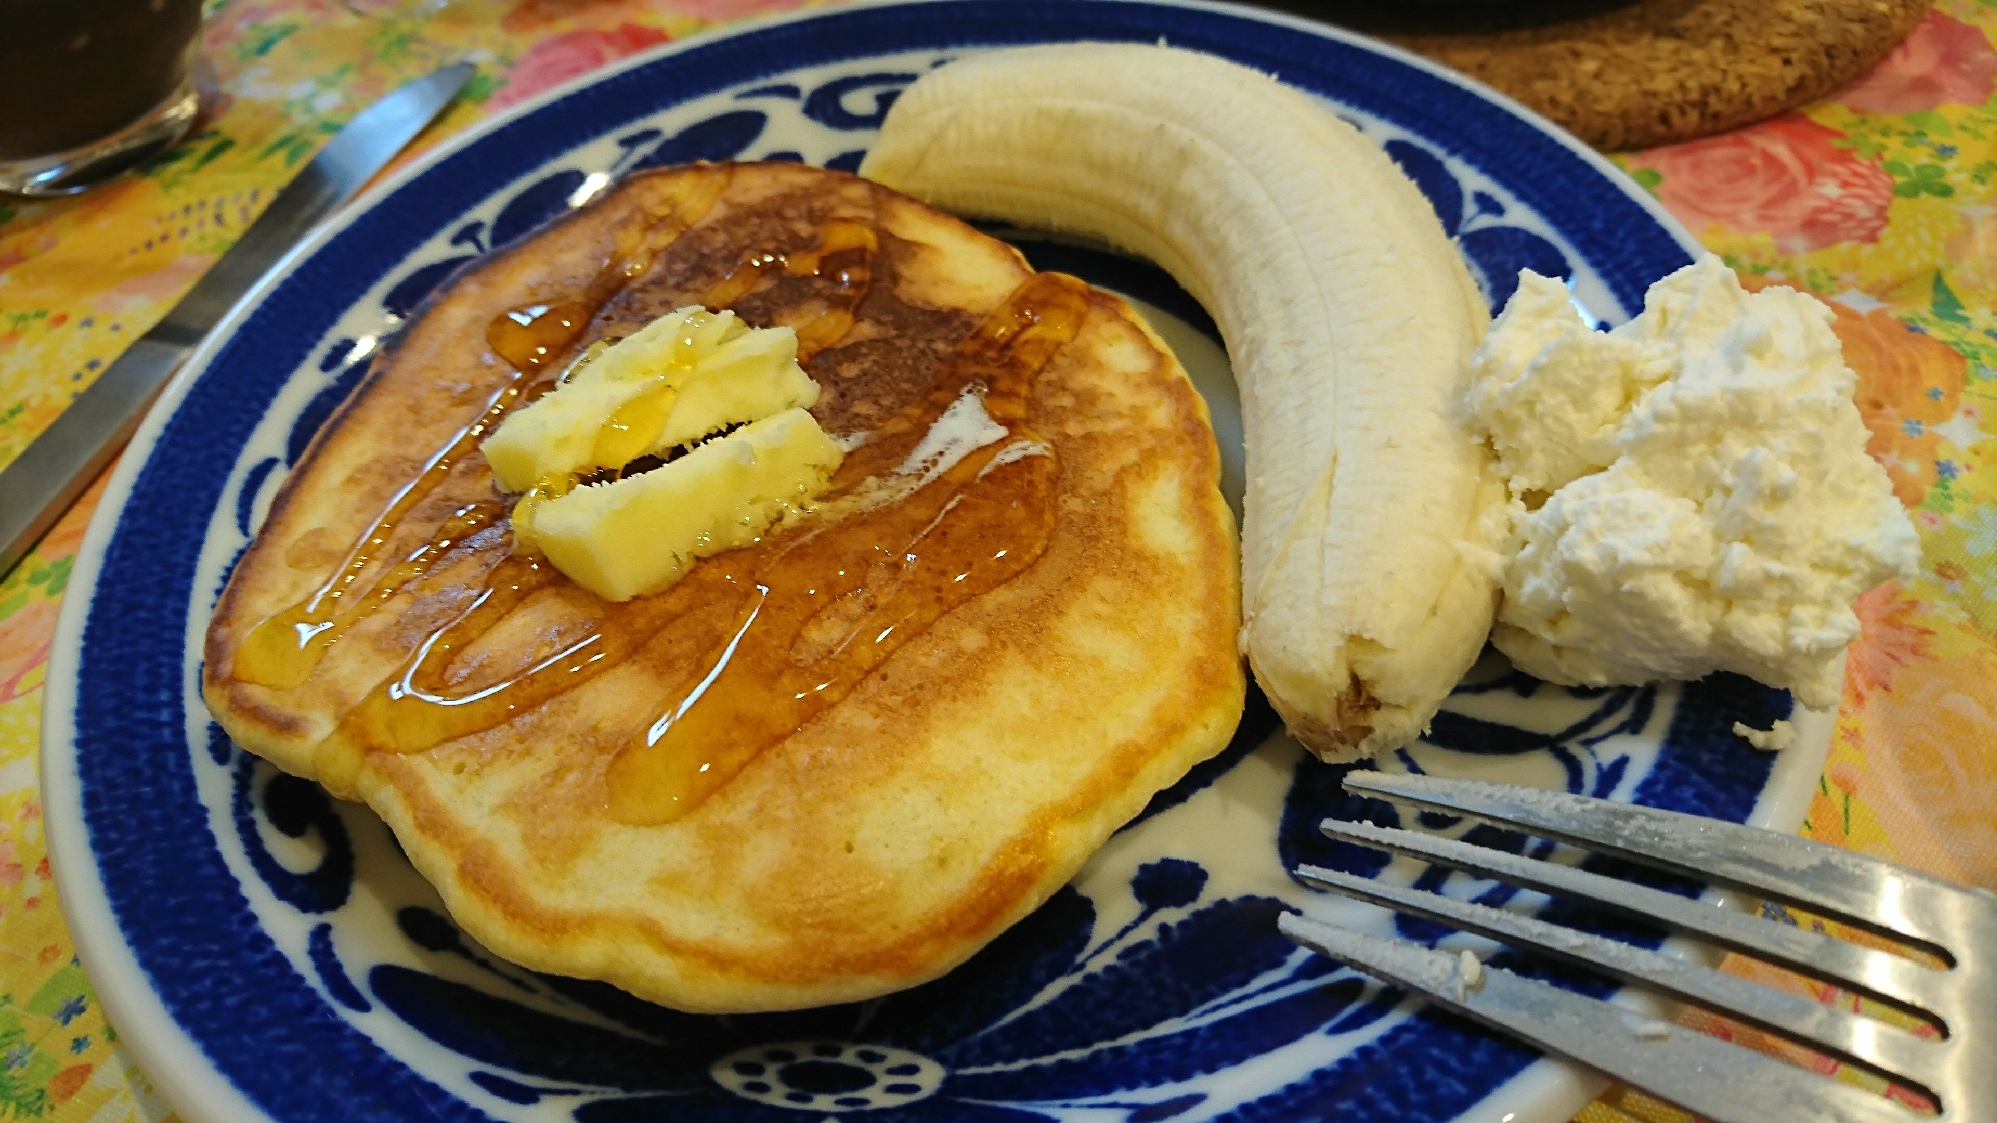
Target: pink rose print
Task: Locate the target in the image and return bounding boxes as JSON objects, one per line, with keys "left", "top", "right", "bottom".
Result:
{"left": 490, "top": 24, "right": 672, "bottom": 112}
{"left": 669, "top": 0, "right": 808, "bottom": 21}
{"left": 1629, "top": 116, "right": 1893, "bottom": 253}
{"left": 1838, "top": 12, "right": 1997, "bottom": 115}
{"left": 94, "top": 252, "right": 215, "bottom": 317}
{"left": 1844, "top": 581, "right": 1935, "bottom": 705}
{"left": 0, "top": 599, "right": 56, "bottom": 705}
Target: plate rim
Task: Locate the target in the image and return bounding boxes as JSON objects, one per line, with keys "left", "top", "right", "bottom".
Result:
{"left": 40, "top": 3, "right": 1806, "bottom": 1122}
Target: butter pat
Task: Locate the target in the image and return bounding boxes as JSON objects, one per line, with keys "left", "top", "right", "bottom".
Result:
{"left": 482, "top": 370, "right": 664, "bottom": 494}
{"left": 1462, "top": 257, "right": 1918, "bottom": 709}
{"left": 532, "top": 408, "right": 844, "bottom": 601}
{"left": 482, "top": 306, "right": 821, "bottom": 492}
{"left": 481, "top": 306, "right": 844, "bottom": 601}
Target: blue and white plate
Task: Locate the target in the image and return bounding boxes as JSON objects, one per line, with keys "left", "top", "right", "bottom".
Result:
{"left": 42, "top": 3, "right": 1833, "bottom": 1121}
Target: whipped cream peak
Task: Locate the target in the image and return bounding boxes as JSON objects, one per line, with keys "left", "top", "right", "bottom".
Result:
{"left": 1464, "top": 256, "right": 1918, "bottom": 710}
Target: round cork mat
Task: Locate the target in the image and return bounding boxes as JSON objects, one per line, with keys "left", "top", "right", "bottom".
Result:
{"left": 1276, "top": 0, "right": 1933, "bottom": 151}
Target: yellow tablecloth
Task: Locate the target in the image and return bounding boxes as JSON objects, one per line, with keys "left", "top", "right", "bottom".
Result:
{"left": 0, "top": 1, "right": 1991, "bottom": 1119}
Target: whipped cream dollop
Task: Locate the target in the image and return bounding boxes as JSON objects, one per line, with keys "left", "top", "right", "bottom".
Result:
{"left": 1460, "top": 256, "right": 1918, "bottom": 709}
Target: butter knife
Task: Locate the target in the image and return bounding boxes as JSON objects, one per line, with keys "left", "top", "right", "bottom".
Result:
{"left": 0, "top": 61, "right": 475, "bottom": 577}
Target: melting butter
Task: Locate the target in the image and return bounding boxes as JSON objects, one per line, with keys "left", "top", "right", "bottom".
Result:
{"left": 895, "top": 384, "right": 1008, "bottom": 489}
{"left": 479, "top": 305, "right": 845, "bottom": 601}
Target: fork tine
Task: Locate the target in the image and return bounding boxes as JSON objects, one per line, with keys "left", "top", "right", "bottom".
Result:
{"left": 1316, "top": 816, "right": 1942, "bottom": 1019}
{"left": 1343, "top": 772, "right": 1972, "bottom": 955}
{"left": 1277, "top": 913, "right": 1926, "bottom": 1123}
{"left": 1295, "top": 861, "right": 1937, "bottom": 1090}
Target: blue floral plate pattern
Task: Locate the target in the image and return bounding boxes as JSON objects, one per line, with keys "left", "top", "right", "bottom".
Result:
{"left": 42, "top": 3, "right": 1833, "bottom": 1122}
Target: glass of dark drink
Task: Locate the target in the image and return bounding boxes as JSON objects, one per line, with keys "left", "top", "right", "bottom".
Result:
{"left": 0, "top": 0, "right": 203, "bottom": 196}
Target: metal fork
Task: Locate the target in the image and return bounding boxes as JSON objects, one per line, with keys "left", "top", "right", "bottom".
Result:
{"left": 1277, "top": 772, "right": 1995, "bottom": 1123}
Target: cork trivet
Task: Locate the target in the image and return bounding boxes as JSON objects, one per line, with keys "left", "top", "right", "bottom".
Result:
{"left": 1287, "top": 0, "right": 1933, "bottom": 151}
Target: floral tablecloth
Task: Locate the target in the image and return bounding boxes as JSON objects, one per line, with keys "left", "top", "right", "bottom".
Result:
{"left": 0, "top": 1, "right": 1991, "bottom": 1120}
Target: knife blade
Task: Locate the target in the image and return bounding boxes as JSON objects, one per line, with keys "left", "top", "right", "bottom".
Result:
{"left": 0, "top": 61, "right": 475, "bottom": 577}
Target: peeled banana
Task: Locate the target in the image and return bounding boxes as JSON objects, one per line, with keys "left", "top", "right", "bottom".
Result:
{"left": 861, "top": 43, "right": 1506, "bottom": 760}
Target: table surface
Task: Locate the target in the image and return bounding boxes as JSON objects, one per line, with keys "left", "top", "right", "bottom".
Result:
{"left": 1, "top": 0, "right": 1992, "bottom": 1120}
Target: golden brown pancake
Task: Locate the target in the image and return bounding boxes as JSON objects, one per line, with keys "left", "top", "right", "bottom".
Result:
{"left": 203, "top": 162, "right": 1243, "bottom": 1013}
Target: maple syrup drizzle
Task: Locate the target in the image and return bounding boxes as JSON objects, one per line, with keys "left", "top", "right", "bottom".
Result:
{"left": 230, "top": 384, "right": 526, "bottom": 691}
{"left": 231, "top": 167, "right": 732, "bottom": 690}
{"left": 700, "top": 216, "right": 878, "bottom": 360}
{"left": 240, "top": 173, "right": 1091, "bottom": 827}
{"left": 329, "top": 553, "right": 573, "bottom": 753}
{"left": 605, "top": 270, "right": 1089, "bottom": 824}
{"left": 326, "top": 271, "right": 1086, "bottom": 788}
{"left": 592, "top": 381, "right": 679, "bottom": 468}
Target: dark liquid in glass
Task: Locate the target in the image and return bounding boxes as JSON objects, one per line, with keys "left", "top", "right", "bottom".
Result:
{"left": 0, "top": 0, "right": 202, "bottom": 158}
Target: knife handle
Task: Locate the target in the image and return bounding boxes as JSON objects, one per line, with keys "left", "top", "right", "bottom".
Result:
{"left": 0, "top": 337, "right": 183, "bottom": 576}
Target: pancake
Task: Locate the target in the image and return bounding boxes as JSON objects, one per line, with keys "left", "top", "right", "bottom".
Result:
{"left": 202, "top": 162, "right": 1244, "bottom": 1013}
